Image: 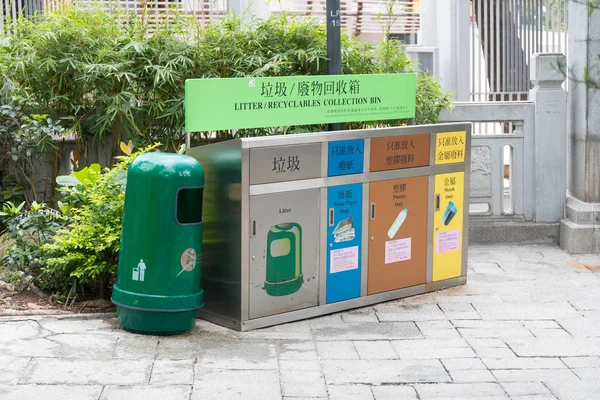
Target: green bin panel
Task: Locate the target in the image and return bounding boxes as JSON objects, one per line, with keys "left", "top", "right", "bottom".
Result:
{"left": 112, "top": 152, "right": 205, "bottom": 335}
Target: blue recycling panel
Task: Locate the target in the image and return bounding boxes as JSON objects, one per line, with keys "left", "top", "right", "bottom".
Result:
{"left": 326, "top": 183, "right": 363, "bottom": 303}
{"left": 328, "top": 139, "right": 364, "bottom": 176}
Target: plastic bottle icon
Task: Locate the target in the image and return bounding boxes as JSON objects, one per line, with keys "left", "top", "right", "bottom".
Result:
{"left": 387, "top": 207, "right": 409, "bottom": 239}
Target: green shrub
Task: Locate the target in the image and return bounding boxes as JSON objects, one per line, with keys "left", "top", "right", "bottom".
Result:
{"left": 41, "top": 144, "right": 159, "bottom": 300}
{"left": 0, "top": 201, "right": 66, "bottom": 291}
{"left": 0, "top": 6, "right": 452, "bottom": 154}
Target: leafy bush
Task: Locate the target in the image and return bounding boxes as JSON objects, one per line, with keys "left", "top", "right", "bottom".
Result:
{"left": 0, "top": 89, "right": 65, "bottom": 209}
{"left": 0, "top": 6, "right": 451, "bottom": 154}
{"left": 40, "top": 144, "right": 159, "bottom": 300}
{"left": 0, "top": 201, "right": 66, "bottom": 291}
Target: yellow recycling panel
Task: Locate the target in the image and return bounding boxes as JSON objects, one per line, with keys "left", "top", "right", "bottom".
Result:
{"left": 435, "top": 131, "right": 466, "bottom": 165}
{"left": 432, "top": 172, "right": 464, "bottom": 281}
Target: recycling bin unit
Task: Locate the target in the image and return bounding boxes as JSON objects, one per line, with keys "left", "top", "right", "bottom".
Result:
{"left": 188, "top": 122, "right": 471, "bottom": 331}
{"left": 111, "top": 153, "right": 205, "bottom": 335}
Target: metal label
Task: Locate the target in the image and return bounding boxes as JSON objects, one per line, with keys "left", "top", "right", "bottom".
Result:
{"left": 435, "top": 131, "right": 466, "bottom": 165}
{"left": 327, "top": 139, "right": 365, "bottom": 176}
{"left": 370, "top": 134, "right": 430, "bottom": 171}
{"left": 249, "top": 143, "right": 322, "bottom": 185}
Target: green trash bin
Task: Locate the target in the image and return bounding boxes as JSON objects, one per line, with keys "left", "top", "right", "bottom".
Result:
{"left": 111, "top": 152, "right": 204, "bottom": 335}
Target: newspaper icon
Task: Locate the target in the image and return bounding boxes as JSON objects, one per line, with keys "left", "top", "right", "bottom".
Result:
{"left": 333, "top": 217, "right": 356, "bottom": 243}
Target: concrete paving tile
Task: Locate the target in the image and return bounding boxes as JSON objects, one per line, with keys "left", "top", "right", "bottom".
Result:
{"left": 482, "top": 356, "right": 566, "bottom": 370}
{"left": 506, "top": 338, "right": 600, "bottom": 357}
{"left": 545, "top": 380, "right": 600, "bottom": 400}
{"left": 193, "top": 369, "right": 281, "bottom": 400}
{"left": 561, "top": 356, "right": 600, "bottom": 368}
{"left": 458, "top": 326, "right": 535, "bottom": 339}
{"left": 529, "top": 328, "right": 572, "bottom": 338}
{"left": 511, "top": 395, "right": 558, "bottom": 400}
{"left": 391, "top": 338, "right": 476, "bottom": 360}
{"left": 491, "top": 368, "right": 580, "bottom": 382}
{"left": 341, "top": 308, "right": 379, "bottom": 323}
{"left": 416, "top": 320, "right": 462, "bottom": 338}
{"left": 414, "top": 383, "right": 509, "bottom": 399}
{"left": 280, "top": 370, "right": 327, "bottom": 398}
{"left": 375, "top": 304, "right": 448, "bottom": 322}
{"left": 278, "top": 359, "right": 321, "bottom": 371}
{"left": 371, "top": 385, "right": 419, "bottom": 399}
{"left": 316, "top": 341, "right": 359, "bottom": 360}
{"left": 327, "top": 384, "right": 374, "bottom": 400}
{"left": 0, "top": 338, "right": 61, "bottom": 357}
{"left": 556, "top": 317, "right": 600, "bottom": 338}
{"left": 150, "top": 359, "right": 195, "bottom": 385}
{"left": 500, "top": 382, "right": 554, "bottom": 397}
{"left": 283, "top": 398, "right": 326, "bottom": 400}
{"left": 194, "top": 320, "right": 239, "bottom": 340}
{"left": 278, "top": 341, "right": 318, "bottom": 360}
{"left": 312, "top": 321, "right": 423, "bottom": 341}
{"left": 322, "top": 359, "right": 450, "bottom": 384}
{"left": 0, "top": 320, "right": 41, "bottom": 341}
{"left": 569, "top": 300, "right": 600, "bottom": 311}
{"left": 465, "top": 339, "right": 517, "bottom": 359}
{"left": 572, "top": 368, "right": 600, "bottom": 380}
{"left": 439, "top": 303, "right": 482, "bottom": 320}
{"left": 39, "top": 318, "right": 117, "bottom": 334}
{"left": 470, "top": 262, "right": 505, "bottom": 274}
{"left": 101, "top": 386, "right": 192, "bottom": 400}
{"left": 0, "top": 385, "right": 102, "bottom": 400}
{"left": 50, "top": 333, "right": 117, "bottom": 358}
{"left": 22, "top": 358, "right": 152, "bottom": 385}
{"left": 448, "top": 369, "right": 496, "bottom": 383}
{"left": 239, "top": 320, "right": 312, "bottom": 341}
{"left": 307, "top": 314, "right": 345, "bottom": 329}
{"left": 113, "top": 335, "right": 159, "bottom": 359}
{"left": 0, "top": 356, "right": 30, "bottom": 384}
{"left": 441, "top": 358, "right": 487, "bottom": 371}
{"left": 353, "top": 340, "right": 398, "bottom": 360}
{"left": 157, "top": 335, "right": 200, "bottom": 359}
{"left": 472, "top": 302, "right": 581, "bottom": 321}
{"left": 523, "top": 321, "right": 562, "bottom": 329}
{"left": 198, "top": 340, "right": 278, "bottom": 370}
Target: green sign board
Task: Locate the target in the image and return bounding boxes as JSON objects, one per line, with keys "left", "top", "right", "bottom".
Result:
{"left": 185, "top": 74, "right": 416, "bottom": 132}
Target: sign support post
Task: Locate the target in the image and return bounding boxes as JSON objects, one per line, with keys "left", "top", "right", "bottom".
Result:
{"left": 326, "top": 0, "right": 343, "bottom": 132}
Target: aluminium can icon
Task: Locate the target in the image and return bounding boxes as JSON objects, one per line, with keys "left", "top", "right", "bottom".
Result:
{"left": 442, "top": 201, "right": 458, "bottom": 226}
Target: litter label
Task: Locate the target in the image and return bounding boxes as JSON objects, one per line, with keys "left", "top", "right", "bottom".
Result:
{"left": 385, "top": 238, "right": 411, "bottom": 264}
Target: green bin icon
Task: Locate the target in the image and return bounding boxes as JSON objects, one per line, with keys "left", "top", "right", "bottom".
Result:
{"left": 264, "top": 223, "right": 303, "bottom": 296}
{"left": 111, "top": 153, "right": 204, "bottom": 335}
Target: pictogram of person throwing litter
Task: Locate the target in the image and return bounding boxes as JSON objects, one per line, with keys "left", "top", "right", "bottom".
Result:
{"left": 132, "top": 259, "right": 147, "bottom": 282}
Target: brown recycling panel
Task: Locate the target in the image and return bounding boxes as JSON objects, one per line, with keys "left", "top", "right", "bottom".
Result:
{"left": 370, "top": 134, "right": 430, "bottom": 171}
{"left": 368, "top": 176, "right": 428, "bottom": 295}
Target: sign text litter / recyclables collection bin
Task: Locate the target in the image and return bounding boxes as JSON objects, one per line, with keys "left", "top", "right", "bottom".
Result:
{"left": 111, "top": 153, "right": 205, "bottom": 335}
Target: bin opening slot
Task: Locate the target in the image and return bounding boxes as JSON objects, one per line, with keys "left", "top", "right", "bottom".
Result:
{"left": 176, "top": 187, "right": 203, "bottom": 224}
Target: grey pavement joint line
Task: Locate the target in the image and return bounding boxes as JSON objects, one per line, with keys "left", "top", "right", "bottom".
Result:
{"left": 97, "top": 386, "right": 105, "bottom": 400}
{"left": 16, "top": 357, "right": 33, "bottom": 385}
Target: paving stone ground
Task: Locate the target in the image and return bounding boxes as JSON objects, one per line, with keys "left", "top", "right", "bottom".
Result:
{"left": 0, "top": 244, "right": 599, "bottom": 400}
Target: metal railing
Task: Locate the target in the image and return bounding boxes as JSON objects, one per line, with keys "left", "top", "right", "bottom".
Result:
{"left": 441, "top": 102, "right": 535, "bottom": 220}
{"left": 470, "top": 0, "right": 567, "bottom": 101}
